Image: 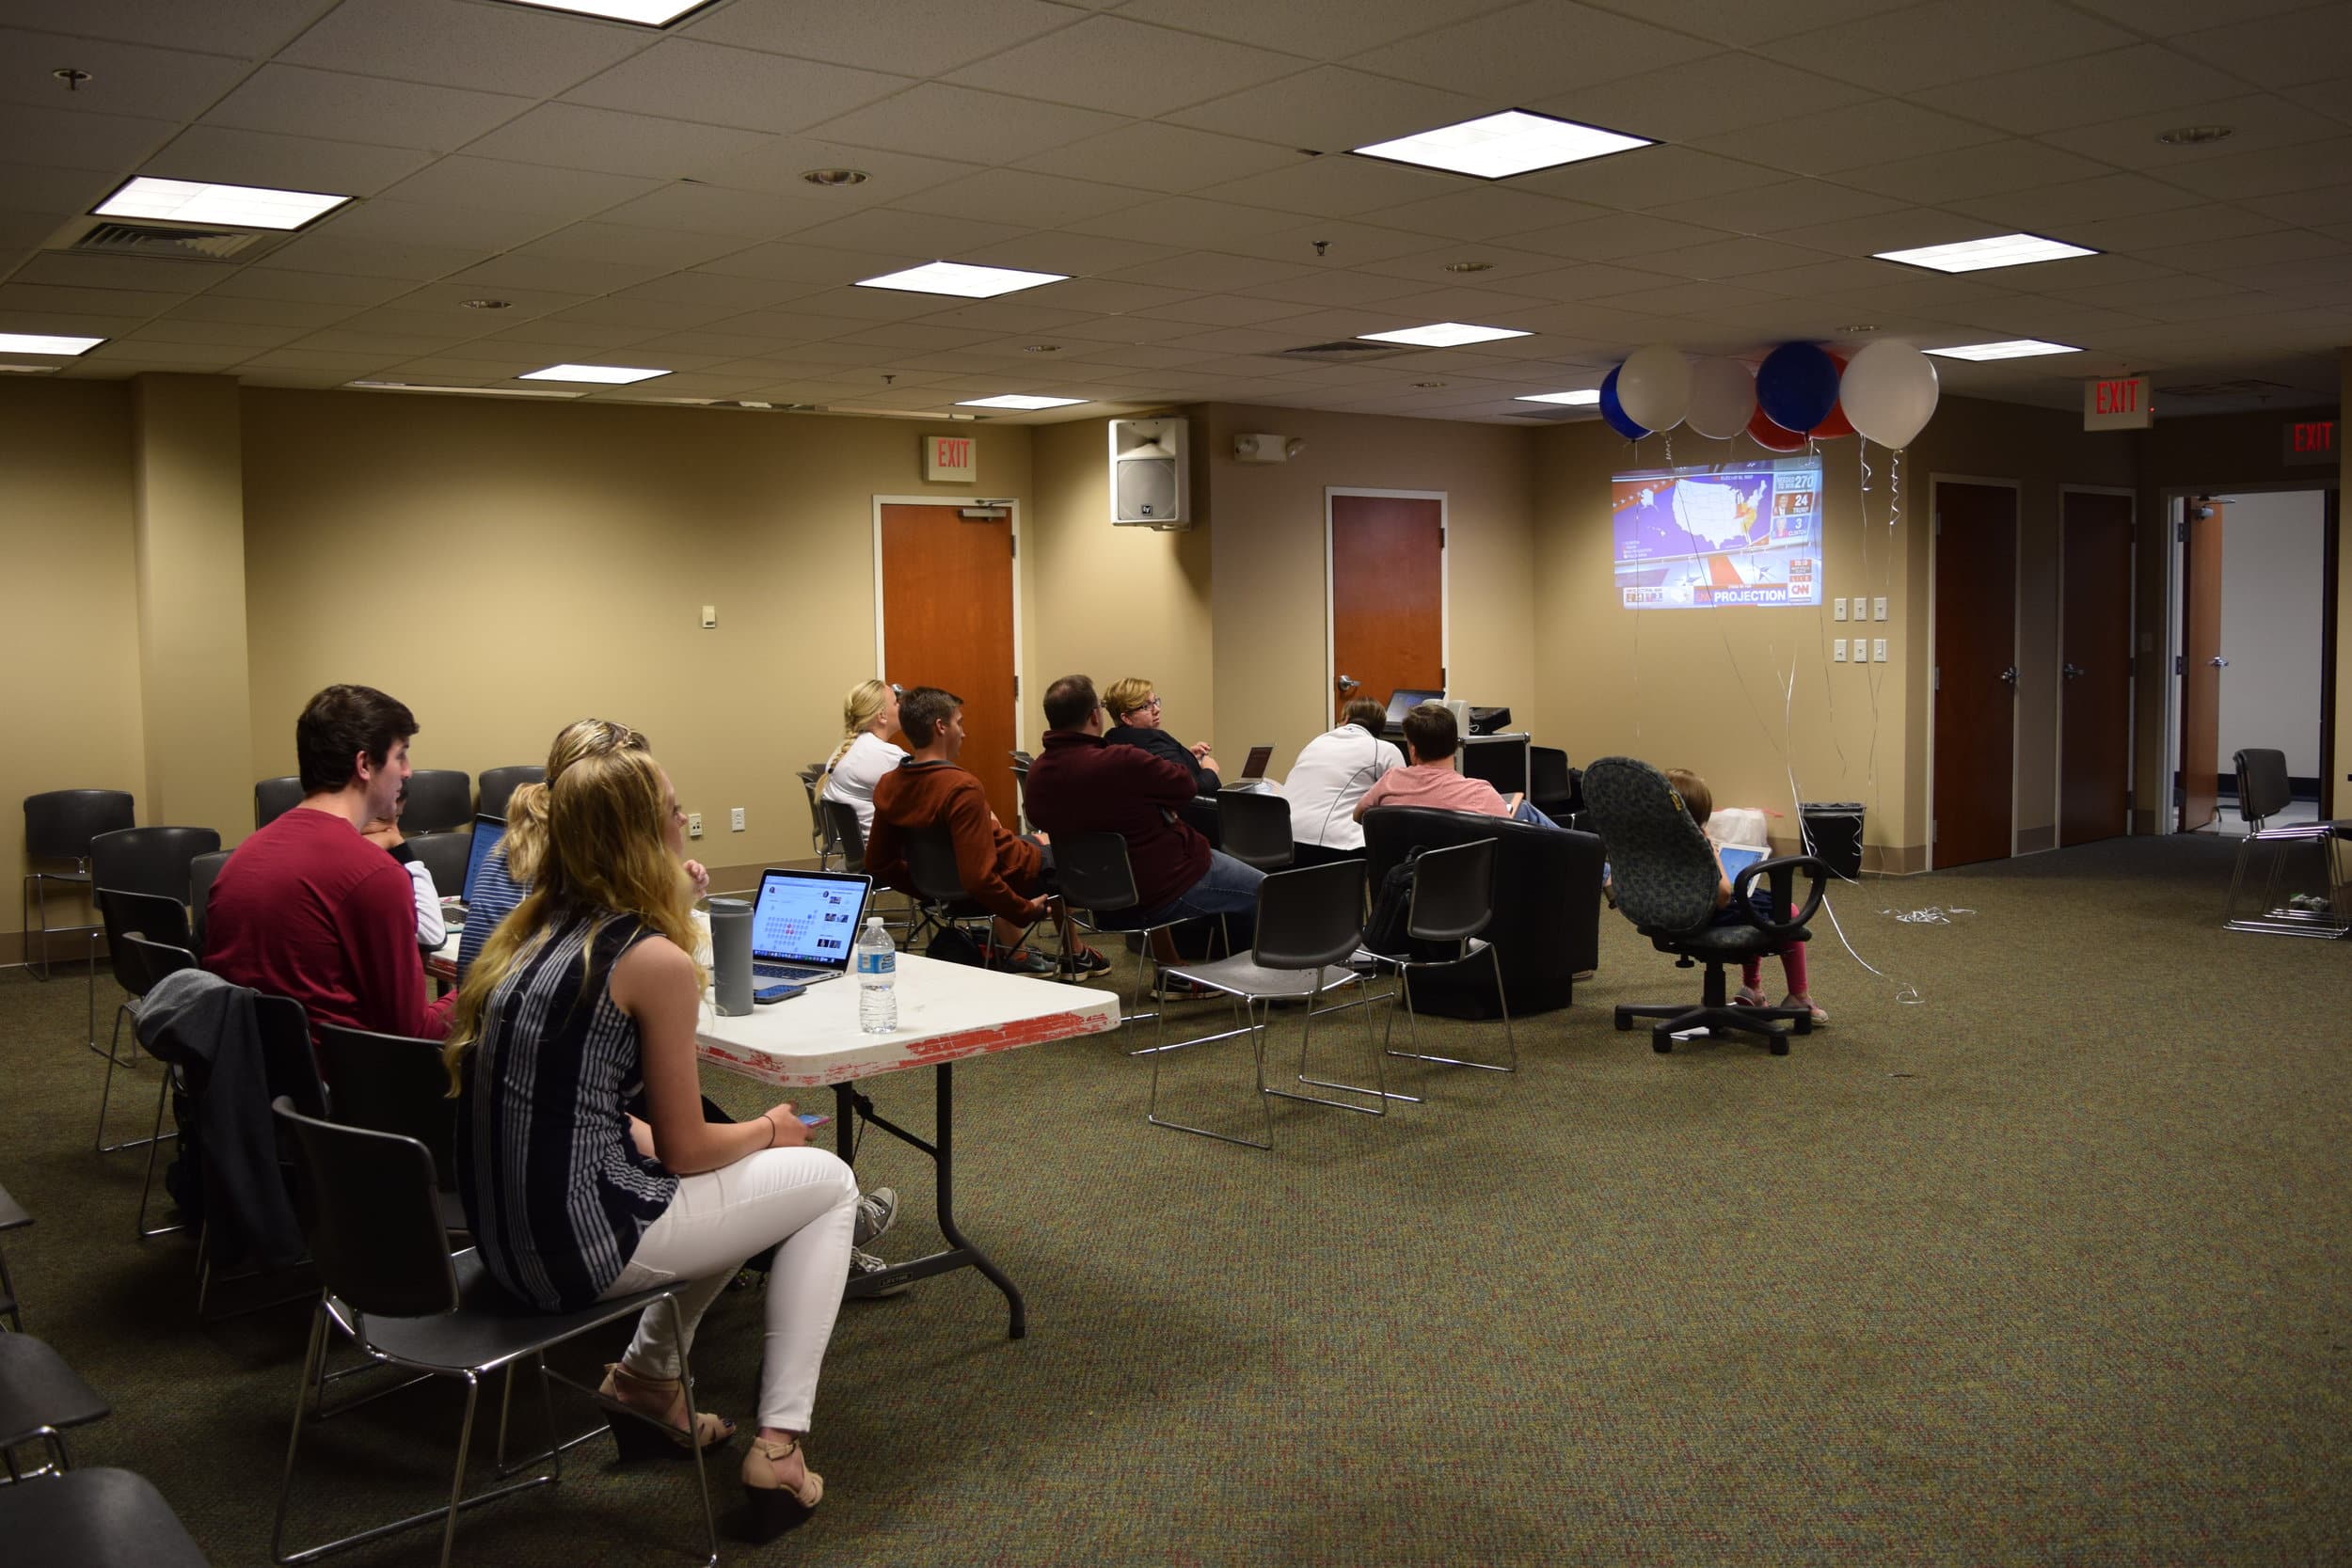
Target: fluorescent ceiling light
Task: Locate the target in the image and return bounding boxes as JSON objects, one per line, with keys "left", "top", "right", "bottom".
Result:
{"left": 955, "top": 394, "right": 1089, "bottom": 410}
{"left": 0, "top": 331, "right": 104, "bottom": 356}
{"left": 1873, "top": 232, "right": 2097, "bottom": 273}
{"left": 1354, "top": 109, "right": 1652, "bottom": 180}
{"left": 518, "top": 363, "right": 670, "bottom": 384}
{"left": 0, "top": 364, "right": 61, "bottom": 373}
{"left": 1515, "top": 388, "right": 1601, "bottom": 405}
{"left": 1921, "top": 339, "right": 2081, "bottom": 361}
{"left": 349, "top": 380, "right": 586, "bottom": 398}
{"left": 1359, "top": 322, "right": 1532, "bottom": 348}
{"left": 856, "top": 261, "right": 1069, "bottom": 298}
{"left": 95, "top": 176, "right": 350, "bottom": 230}
{"left": 489, "top": 0, "right": 714, "bottom": 24}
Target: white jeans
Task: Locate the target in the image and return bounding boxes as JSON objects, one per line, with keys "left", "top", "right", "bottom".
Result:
{"left": 599, "top": 1146, "right": 857, "bottom": 1433}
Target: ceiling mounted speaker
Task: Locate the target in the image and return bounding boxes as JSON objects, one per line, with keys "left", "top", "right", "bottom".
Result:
{"left": 1109, "top": 418, "right": 1191, "bottom": 529}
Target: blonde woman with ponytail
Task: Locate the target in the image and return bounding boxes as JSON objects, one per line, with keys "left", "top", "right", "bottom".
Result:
{"left": 817, "top": 679, "right": 903, "bottom": 839}
{"left": 446, "top": 745, "right": 852, "bottom": 1532}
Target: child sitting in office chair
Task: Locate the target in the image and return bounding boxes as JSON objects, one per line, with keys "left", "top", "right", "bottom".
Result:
{"left": 1665, "top": 768, "right": 1828, "bottom": 1025}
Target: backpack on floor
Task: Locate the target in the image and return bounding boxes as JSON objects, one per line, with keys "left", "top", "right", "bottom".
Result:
{"left": 1363, "top": 847, "right": 1427, "bottom": 958}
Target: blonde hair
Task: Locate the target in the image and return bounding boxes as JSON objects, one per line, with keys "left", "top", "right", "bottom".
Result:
{"left": 1103, "top": 677, "right": 1155, "bottom": 721}
{"left": 819, "top": 679, "right": 893, "bottom": 788}
{"left": 501, "top": 718, "right": 647, "bottom": 885}
{"left": 445, "top": 746, "right": 699, "bottom": 1092}
{"left": 1664, "top": 768, "right": 1713, "bottom": 825}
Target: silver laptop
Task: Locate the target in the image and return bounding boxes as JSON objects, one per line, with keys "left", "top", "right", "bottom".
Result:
{"left": 747, "top": 868, "right": 872, "bottom": 986}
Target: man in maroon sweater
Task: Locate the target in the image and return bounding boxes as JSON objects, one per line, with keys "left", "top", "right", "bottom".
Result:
{"left": 1022, "top": 674, "right": 1263, "bottom": 947}
{"left": 205, "top": 683, "right": 451, "bottom": 1041}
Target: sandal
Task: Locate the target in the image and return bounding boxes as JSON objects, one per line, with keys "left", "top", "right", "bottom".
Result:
{"left": 1783, "top": 994, "right": 1829, "bottom": 1025}
{"left": 596, "top": 1362, "right": 734, "bottom": 1460}
{"left": 1732, "top": 986, "right": 1771, "bottom": 1008}
{"left": 742, "top": 1433, "right": 824, "bottom": 1540}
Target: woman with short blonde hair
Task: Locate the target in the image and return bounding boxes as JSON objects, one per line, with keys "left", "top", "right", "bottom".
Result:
{"left": 1102, "top": 676, "right": 1221, "bottom": 796}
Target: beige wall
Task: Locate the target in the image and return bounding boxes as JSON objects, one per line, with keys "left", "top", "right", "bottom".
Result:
{"left": 240, "top": 388, "right": 1032, "bottom": 885}
{"left": 2, "top": 381, "right": 148, "bottom": 956}
{"left": 1026, "top": 416, "right": 1214, "bottom": 746}
{"left": 1192, "top": 402, "right": 1538, "bottom": 774}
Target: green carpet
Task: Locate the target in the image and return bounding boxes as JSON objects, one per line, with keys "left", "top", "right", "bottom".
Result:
{"left": 3, "top": 834, "right": 2347, "bottom": 1565}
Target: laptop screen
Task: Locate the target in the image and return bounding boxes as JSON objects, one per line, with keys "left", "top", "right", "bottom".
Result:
{"left": 749, "top": 869, "right": 872, "bottom": 969}
{"left": 461, "top": 815, "right": 507, "bottom": 906}
{"left": 1719, "top": 844, "right": 1766, "bottom": 881}
{"left": 1240, "top": 745, "right": 1273, "bottom": 780}
{"left": 1385, "top": 688, "right": 1445, "bottom": 727}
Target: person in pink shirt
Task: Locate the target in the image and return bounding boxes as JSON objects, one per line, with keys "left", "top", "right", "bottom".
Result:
{"left": 1354, "top": 703, "right": 1563, "bottom": 829}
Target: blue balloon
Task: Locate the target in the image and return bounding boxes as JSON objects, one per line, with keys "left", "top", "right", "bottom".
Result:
{"left": 1756, "top": 341, "right": 1839, "bottom": 435}
{"left": 1600, "top": 365, "right": 1649, "bottom": 442}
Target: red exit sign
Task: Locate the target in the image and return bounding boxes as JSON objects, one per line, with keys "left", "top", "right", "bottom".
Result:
{"left": 2082, "top": 375, "right": 2152, "bottom": 430}
{"left": 924, "top": 433, "right": 977, "bottom": 481}
{"left": 2282, "top": 419, "right": 2338, "bottom": 466}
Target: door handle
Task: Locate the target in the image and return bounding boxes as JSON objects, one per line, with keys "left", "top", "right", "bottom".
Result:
{"left": 1999, "top": 665, "right": 2019, "bottom": 686}
{"left": 2061, "top": 662, "right": 2084, "bottom": 679}
{"left": 1336, "top": 673, "right": 1359, "bottom": 692}
{"left": 2208, "top": 656, "right": 2229, "bottom": 669}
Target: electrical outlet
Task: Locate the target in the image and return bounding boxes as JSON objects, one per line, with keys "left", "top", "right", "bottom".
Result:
{"left": 1834, "top": 639, "right": 1847, "bottom": 662}
{"left": 1873, "top": 596, "right": 1888, "bottom": 621}
{"left": 729, "top": 806, "right": 745, "bottom": 832}
{"left": 1833, "top": 598, "right": 1848, "bottom": 622}
{"left": 686, "top": 813, "right": 703, "bottom": 839}
{"left": 1873, "top": 638, "right": 1888, "bottom": 662}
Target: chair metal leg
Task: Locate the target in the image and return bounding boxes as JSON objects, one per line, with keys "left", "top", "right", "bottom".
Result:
{"left": 96, "top": 1006, "right": 166, "bottom": 1154}
{"left": 136, "top": 1072, "right": 187, "bottom": 1238}
{"left": 435, "top": 1373, "right": 481, "bottom": 1568}
{"left": 1381, "top": 950, "right": 1518, "bottom": 1073}
{"left": 669, "top": 1294, "right": 721, "bottom": 1568}
{"left": 1284, "top": 979, "right": 1410, "bottom": 1110}
{"left": 1145, "top": 991, "right": 1273, "bottom": 1148}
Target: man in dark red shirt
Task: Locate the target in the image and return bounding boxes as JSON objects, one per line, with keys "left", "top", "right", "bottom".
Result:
{"left": 205, "top": 683, "right": 451, "bottom": 1040}
{"left": 1022, "top": 674, "right": 1262, "bottom": 947}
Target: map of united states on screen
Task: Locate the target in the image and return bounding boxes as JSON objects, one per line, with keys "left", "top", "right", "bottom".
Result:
{"left": 1611, "top": 456, "right": 1822, "bottom": 609}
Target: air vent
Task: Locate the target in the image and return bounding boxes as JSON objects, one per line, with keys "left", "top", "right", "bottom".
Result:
{"left": 43, "top": 215, "right": 289, "bottom": 262}
{"left": 2153, "top": 376, "right": 2295, "bottom": 400}
{"left": 1277, "top": 340, "right": 1426, "bottom": 362}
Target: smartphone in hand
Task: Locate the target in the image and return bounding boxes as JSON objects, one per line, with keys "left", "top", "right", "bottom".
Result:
{"left": 797, "top": 1112, "right": 830, "bottom": 1128}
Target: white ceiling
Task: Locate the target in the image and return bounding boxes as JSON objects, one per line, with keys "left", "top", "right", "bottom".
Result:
{"left": 3, "top": 0, "right": 2347, "bottom": 423}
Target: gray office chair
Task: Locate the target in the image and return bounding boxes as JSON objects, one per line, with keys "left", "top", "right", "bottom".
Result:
{"left": 21, "top": 788, "right": 134, "bottom": 982}
{"left": 1215, "top": 788, "right": 1295, "bottom": 871}
{"left": 406, "top": 832, "right": 471, "bottom": 902}
{"left": 2224, "top": 747, "right": 2351, "bottom": 939}
{"left": 474, "top": 766, "right": 542, "bottom": 823}
{"left": 1152, "top": 860, "right": 1386, "bottom": 1149}
{"left": 1357, "top": 838, "right": 1516, "bottom": 1075}
{"left": 401, "top": 770, "right": 472, "bottom": 835}
{"left": 254, "top": 776, "right": 303, "bottom": 829}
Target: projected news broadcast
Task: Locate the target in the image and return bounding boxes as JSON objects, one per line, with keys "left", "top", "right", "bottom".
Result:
{"left": 1611, "top": 456, "right": 1823, "bottom": 610}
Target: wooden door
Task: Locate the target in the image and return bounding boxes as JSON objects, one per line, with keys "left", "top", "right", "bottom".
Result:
{"left": 1931, "top": 482, "right": 2019, "bottom": 868}
{"left": 1329, "top": 492, "right": 1444, "bottom": 726}
{"left": 2058, "top": 491, "right": 2133, "bottom": 846}
{"left": 2178, "top": 498, "right": 2224, "bottom": 832}
{"left": 879, "top": 502, "right": 1021, "bottom": 832}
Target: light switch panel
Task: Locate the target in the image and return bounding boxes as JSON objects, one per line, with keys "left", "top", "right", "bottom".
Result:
{"left": 1833, "top": 597, "right": 1848, "bottom": 621}
{"left": 1873, "top": 638, "right": 1888, "bottom": 662}
{"left": 1873, "top": 596, "right": 1888, "bottom": 621}
{"left": 1834, "top": 639, "right": 1847, "bottom": 662}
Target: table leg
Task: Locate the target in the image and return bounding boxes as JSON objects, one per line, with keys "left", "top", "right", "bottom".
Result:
{"left": 931, "top": 1063, "right": 1025, "bottom": 1340}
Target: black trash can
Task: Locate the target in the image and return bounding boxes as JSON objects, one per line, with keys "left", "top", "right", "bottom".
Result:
{"left": 1800, "top": 801, "right": 1866, "bottom": 881}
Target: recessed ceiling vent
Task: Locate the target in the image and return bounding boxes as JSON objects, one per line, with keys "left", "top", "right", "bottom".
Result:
{"left": 43, "top": 215, "right": 289, "bottom": 262}
{"left": 1276, "top": 340, "right": 1426, "bottom": 363}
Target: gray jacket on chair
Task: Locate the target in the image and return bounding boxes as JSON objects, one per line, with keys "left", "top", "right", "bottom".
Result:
{"left": 137, "top": 968, "right": 305, "bottom": 1269}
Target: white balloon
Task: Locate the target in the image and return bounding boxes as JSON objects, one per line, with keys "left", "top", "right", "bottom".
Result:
{"left": 1838, "top": 340, "right": 1940, "bottom": 449}
{"left": 1615, "top": 343, "right": 1692, "bottom": 433}
{"left": 1684, "top": 356, "right": 1756, "bottom": 439}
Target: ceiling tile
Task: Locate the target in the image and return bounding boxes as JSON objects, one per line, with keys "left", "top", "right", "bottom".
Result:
{"left": 278, "top": 0, "right": 648, "bottom": 96}
{"left": 801, "top": 85, "right": 1125, "bottom": 165}
{"left": 2171, "top": 5, "right": 2352, "bottom": 88}
{"left": 1515, "top": 147, "right": 1781, "bottom": 212}
{"left": 563, "top": 41, "right": 910, "bottom": 135}
{"left": 1345, "top": 1, "right": 1712, "bottom": 100}
{"left": 5, "top": 0, "right": 332, "bottom": 57}
{"left": 1908, "top": 44, "right": 2243, "bottom": 136}
{"left": 209, "top": 267, "right": 412, "bottom": 305}
{"left": 0, "top": 104, "right": 177, "bottom": 174}
{"left": 791, "top": 206, "right": 1029, "bottom": 258}
{"left": 1947, "top": 173, "right": 2211, "bottom": 231}
{"left": 1836, "top": 139, "right": 2110, "bottom": 205}
{"left": 608, "top": 273, "right": 816, "bottom": 311}
{"left": 513, "top": 220, "right": 749, "bottom": 272}
{"left": 0, "top": 280, "right": 184, "bottom": 317}
{"left": 460, "top": 104, "right": 778, "bottom": 181}
{"left": 1737, "top": 257, "right": 1901, "bottom": 296}
{"left": 908, "top": 298, "right": 1097, "bottom": 332}
{"left": 83, "top": 338, "right": 242, "bottom": 367}
{"left": 1548, "top": 52, "right": 1876, "bottom": 144}
{"left": 1755, "top": 0, "right": 2133, "bottom": 94}
{"left": 129, "top": 317, "right": 308, "bottom": 348}
{"left": 946, "top": 16, "right": 1306, "bottom": 118}
{"left": 374, "top": 156, "right": 660, "bottom": 219}
{"left": 0, "top": 30, "right": 249, "bottom": 121}
{"left": 685, "top": 0, "right": 1080, "bottom": 78}
{"left": 384, "top": 282, "right": 594, "bottom": 318}
{"left": 314, "top": 197, "right": 560, "bottom": 252}
{"left": 1131, "top": 294, "right": 1318, "bottom": 327}
{"left": 163, "top": 293, "right": 357, "bottom": 327}
{"left": 1632, "top": 236, "right": 1836, "bottom": 280}
{"left": 546, "top": 294, "right": 739, "bottom": 331}
{"left": 1017, "top": 122, "right": 1307, "bottom": 193}
{"left": 1100, "top": 251, "right": 1316, "bottom": 293}
{"left": 140, "top": 124, "right": 432, "bottom": 196}
{"left": 480, "top": 318, "right": 650, "bottom": 349}
{"left": 236, "top": 232, "right": 483, "bottom": 280}
{"left": 1502, "top": 261, "right": 1689, "bottom": 301}
{"left": 2138, "top": 229, "right": 2347, "bottom": 274}
{"left": 1195, "top": 156, "right": 1458, "bottom": 218}
{"left": 1506, "top": 212, "right": 1732, "bottom": 262}
{"left": 1162, "top": 66, "right": 1484, "bottom": 151}
{"left": 1646, "top": 179, "right": 1906, "bottom": 238}
{"left": 2161, "top": 137, "right": 2352, "bottom": 201}
{"left": 1118, "top": 0, "right": 1519, "bottom": 58}
{"left": 1238, "top": 267, "right": 1462, "bottom": 308}
{"left": 200, "top": 65, "right": 533, "bottom": 151}
{"left": 8, "top": 252, "right": 211, "bottom": 293}
{"left": 0, "top": 166, "right": 120, "bottom": 218}
{"left": 689, "top": 137, "right": 982, "bottom": 205}
{"left": 1065, "top": 196, "right": 1298, "bottom": 247}
{"left": 1576, "top": 0, "right": 1930, "bottom": 48}
{"left": 1369, "top": 186, "right": 1604, "bottom": 243}
{"left": 1691, "top": 98, "right": 2001, "bottom": 176}
{"left": 589, "top": 182, "right": 839, "bottom": 240}
{"left": 694, "top": 242, "right": 920, "bottom": 286}
{"left": 957, "top": 231, "right": 1186, "bottom": 277}
{"left": 2038, "top": 95, "right": 2343, "bottom": 171}
{"left": 446, "top": 252, "right": 672, "bottom": 295}
{"left": 2244, "top": 182, "right": 2352, "bottom": 227}
{"left": 1206, "top": 219, "right": 1436, "bottom": 266}
{"left": 2061, "top": 204, "right": 2285, "bottom": 252}
{"left": 1768, "top": 206, "right": 2002, "bottom": 257}
{"left": 886, "top": 168, "right": 1153, "bottom": 229}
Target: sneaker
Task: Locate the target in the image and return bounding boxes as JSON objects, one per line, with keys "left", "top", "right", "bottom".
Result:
{"left": 1151, "top": 974, "right": 1220, "bottom": 1001}
{"left": 1057, "top": 943, "right": 1112, "bottom": 976}
{"left": 986, "top": 942, "right": 1055, "bottom": 975}
{"left": 852, "top": 1186, "right": 898, "bottom": 1248}
{"left": 849, "top": 1246, "right": 911, "bottom": 1297}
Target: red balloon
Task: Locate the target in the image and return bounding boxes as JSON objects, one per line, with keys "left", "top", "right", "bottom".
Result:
{"left": 1811, "top": 350, "right": 1854, "bottom": 438}
{"left": 1748, "top": 405, "right": 1805, "bottom": 451}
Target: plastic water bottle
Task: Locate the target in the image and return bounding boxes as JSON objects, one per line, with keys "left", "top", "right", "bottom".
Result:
{"left": 855, "top": 917, "right": 898, "bottom": 1034}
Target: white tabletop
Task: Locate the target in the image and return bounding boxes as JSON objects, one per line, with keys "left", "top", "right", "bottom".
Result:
{"left": 697, "top": 954, "right": 1119, "bottom": 1090}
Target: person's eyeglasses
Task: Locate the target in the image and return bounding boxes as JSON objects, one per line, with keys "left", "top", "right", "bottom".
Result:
{"left": 1127, "top": 696, "right": 1162, "bottom": 716}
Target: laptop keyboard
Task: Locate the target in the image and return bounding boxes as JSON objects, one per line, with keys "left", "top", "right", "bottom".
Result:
{"left": 754, "top": 962, "right": 830, "bottom": 983}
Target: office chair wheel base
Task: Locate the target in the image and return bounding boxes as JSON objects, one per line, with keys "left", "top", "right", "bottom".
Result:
{"left": 1768, "top": 1036, "right": 1789, "bottom": 1057}
{"left": 1651, "top": 1034, "right": 1674, "bottom": 1053}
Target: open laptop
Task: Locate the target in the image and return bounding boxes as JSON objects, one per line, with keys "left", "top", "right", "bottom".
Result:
{"left": 1384, "top": 688, "right": 1446, "bottom": 731}
{"left": 748, "top": 867, "right": 873, "bottom": 986}
{"left": 1238, "top": 745, "right": 1273, "bottom": 781}
{"left": 460, "top": 814, "right": 507, "bottom": 906}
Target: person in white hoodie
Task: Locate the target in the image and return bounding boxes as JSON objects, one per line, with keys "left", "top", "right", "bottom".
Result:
{"left": 1282, "top": 698, "right": 1403, "bottom": 854}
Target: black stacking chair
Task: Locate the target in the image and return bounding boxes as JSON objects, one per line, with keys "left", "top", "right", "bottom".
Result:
{"left": 474, "top": 766, "right": 542, "bottom": 823}
{"left": 1357, "top": 838, "right": 1516, "bottom": 1075}
{"left": 87, "top": 826, "right": 218, "bottom": 1062}
{"left": 254, "top": 776, "right": 302, "bottom": 829}
{"left": 0, "top": 1467, "right": 210, "bottom": 1567}
{"left": 1050, "top": 832, "right": 1212, "bottom": 1032}
{"left": 92, "top": 891, "right": 194, "bottom": 1157}
{"left": 1216, "top": 789, "right": 1295, "bottom": 871}
{"left": 0, "top": 1183, "right": 26, "bottom": 1331}
{"left": 1009, "top": 750, "right": 1034, "bottom": 832}
{"left": 0, "top": 1332, "right": 112, "bottom": 1480}
{"left": 314, "top": 1025, "right": 465, "bottom": 1235}
{"left": 901, "top": 823, "right": 1016, "bottom": 958}
{"left": 799, "top": 764, "right": 831, "bottom": 863}
{"left": 2224, "top": 746, "right": 2351, "bottom": 938}
{"left": 21, "top": 788, "right": 134, "bottom": 982}
{"left": 406, "top": 831, "right": 471, "bottom": 902}
{"left": 1152, "top": 860, "right": 1386, "bottom": 1149}
{"left": 1581, "top": 756, "right": 1828, "bottom": 1056}
{"left": 819, "top": 799, "right": 866, "bottom": 875}
{"left": 401, "top": 770, "right": 472, "bottom": 835}
{"left": 185, "top": 849, "right": 230, "bottom": 952}
{"left": 1530, "top": 747, "right": 1580, "bottom": 825}
{"left": 271, "top": 1105, "right": 717, "bottom": 1568}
